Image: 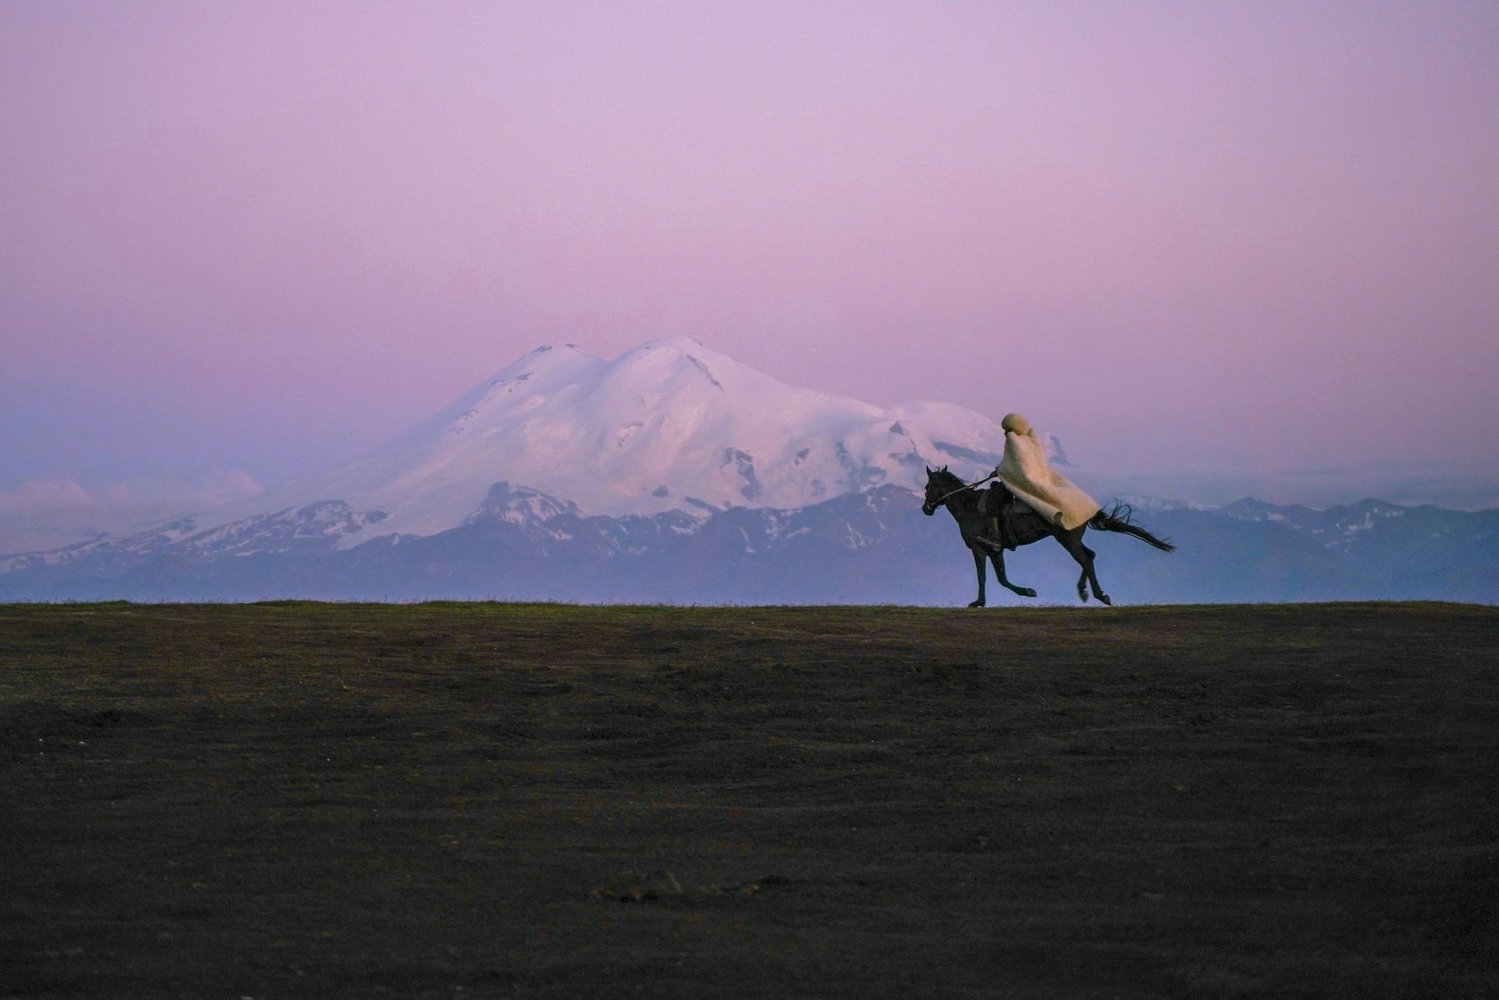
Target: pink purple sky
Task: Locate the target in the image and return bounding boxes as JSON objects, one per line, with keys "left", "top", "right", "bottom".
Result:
{"left": 3, "top": 1, "right": 1498, "bottom": 534}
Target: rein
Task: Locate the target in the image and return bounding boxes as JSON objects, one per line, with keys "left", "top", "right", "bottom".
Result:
{"left": 928, "top": 473, "right": 998, "bottom": 509}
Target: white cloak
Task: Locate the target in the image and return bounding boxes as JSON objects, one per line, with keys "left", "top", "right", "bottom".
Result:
{"left": 997, "top": 427, "right": 1100, "bottom": 531}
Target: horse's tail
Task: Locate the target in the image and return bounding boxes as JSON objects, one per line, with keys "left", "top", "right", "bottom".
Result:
{"left": 1089, "top": 502, "right": 1175, "bottom": 552}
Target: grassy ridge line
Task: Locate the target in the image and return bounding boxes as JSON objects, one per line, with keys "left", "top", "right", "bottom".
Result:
{"left": 2, "top": 600, "right": 1494, "bottom": 721}
{"left": 2, "top": 601, "right": 1496, "bottom": 999}
{"left": 5, "top": 593, "right": 1493, "bottom": 680}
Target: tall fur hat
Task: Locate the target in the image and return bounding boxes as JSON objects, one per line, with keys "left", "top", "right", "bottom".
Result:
{"left": 1001, "top": 412, "right": 1032, "bottom": 435}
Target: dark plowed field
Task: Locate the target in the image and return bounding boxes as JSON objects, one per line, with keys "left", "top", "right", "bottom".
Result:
{"left": 2, "top": 602, "right": 1495, "bottom": 998}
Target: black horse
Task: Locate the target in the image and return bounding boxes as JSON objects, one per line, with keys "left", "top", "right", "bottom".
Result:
{"left": 922, "top": 465, "right": 1174, "bottom": 607}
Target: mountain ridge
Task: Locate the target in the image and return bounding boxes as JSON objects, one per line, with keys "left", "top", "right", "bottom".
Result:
{"left": 3, "top": 482, "right": 1494, "bottom": 605}
{"left": 3, "top": 338, "right": 1495, "bottom": 603}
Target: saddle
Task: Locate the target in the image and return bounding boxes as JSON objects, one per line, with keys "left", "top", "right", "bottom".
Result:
{"left": 979, "top": 482, "right": 1025, "bottom": 550}
{"left": 977, "top": 482, "right": 1007, "bottom": 516}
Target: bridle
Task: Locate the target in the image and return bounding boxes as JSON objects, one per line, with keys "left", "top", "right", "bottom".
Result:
{"left": 923, "top": 472, "right": 998, "bottom": 515}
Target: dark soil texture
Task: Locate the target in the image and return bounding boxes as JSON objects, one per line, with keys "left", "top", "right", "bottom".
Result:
{"left": 2, "top": 601, "right": 1496, "bottom": 999}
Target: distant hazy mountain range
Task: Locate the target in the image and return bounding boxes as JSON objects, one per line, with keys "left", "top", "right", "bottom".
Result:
{"left": 3, "top": 338, "right": 1495, "bottom": 604}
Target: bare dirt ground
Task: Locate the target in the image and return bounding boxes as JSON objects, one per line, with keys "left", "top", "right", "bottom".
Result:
{"left": 1, "top": 601, "right": 1495, "bottom": 999}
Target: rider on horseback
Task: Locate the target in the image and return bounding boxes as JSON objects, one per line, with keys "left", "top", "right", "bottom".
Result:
{"left": 991, "top": 412, "right": 1101, "bottom": 534}
{"left": 922, "top": 416, "right": 1173, "bottom": 607}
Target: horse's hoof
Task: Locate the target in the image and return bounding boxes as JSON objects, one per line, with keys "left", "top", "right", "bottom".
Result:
{"left": 967, "top": 599, "right": 985, "bottom": 608}
{"left": 1020, "top": 588, "right": 1037, "bottom": 598}
{"left": 1078, "top": 589, "right": 1088, "bottom": 603}
{"left": 1099, "top": 594, "right": 1113, "bottom": 606}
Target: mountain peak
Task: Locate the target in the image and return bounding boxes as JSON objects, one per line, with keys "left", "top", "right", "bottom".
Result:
{"left": 280, "top": 337, "right": 1015, "bottom": 541}
{"left": 606, "top": 337, "right": 729, "bottom": 392}
{"left": 637, "top": 335, "right": 709, "bottom": 353}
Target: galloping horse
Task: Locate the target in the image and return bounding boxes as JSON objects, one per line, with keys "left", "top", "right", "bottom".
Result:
{"left": 922, "top": 466, "right": 1174, "bottom": 607}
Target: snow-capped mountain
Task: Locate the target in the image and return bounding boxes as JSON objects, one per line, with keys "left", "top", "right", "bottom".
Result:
{"left": 283, "top": 336, "right": 1011, "bottom": 542}
{"left": 7, "top": 336, "right": 1494, "bottom": 605}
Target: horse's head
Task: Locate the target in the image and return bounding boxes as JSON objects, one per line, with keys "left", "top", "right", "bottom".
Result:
{"left": 922, "top": 465, "right": 960, "bottom": 516}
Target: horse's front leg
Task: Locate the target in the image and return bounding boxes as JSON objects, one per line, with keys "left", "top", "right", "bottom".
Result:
{"left": 968, "top": 547, "right": 987, "bottom": 607}
{"left": 988, "top": 550, "right": 1037, "bottom": 599}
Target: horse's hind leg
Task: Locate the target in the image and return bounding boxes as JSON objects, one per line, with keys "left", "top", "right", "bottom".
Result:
{"left": 989, "top": 550, "right": 1036, "bottom": 599}
{"left": 1082, "top": 542, "right": 1110, "bottom": 605}
{"left": 1057, "top": 531, "right": 1110, "bottom": 606}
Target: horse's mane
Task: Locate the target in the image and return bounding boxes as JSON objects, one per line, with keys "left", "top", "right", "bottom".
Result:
{"left": 928, "top": 466, "right": 966, "bottom": 491}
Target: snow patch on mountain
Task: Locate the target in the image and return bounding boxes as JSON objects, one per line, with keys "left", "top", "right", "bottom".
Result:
{"left": 1219, "top": 497, "right": 1419, "bottom": 553}
{"left": 464, "top": 482, "right": 580, "bottom": 526}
